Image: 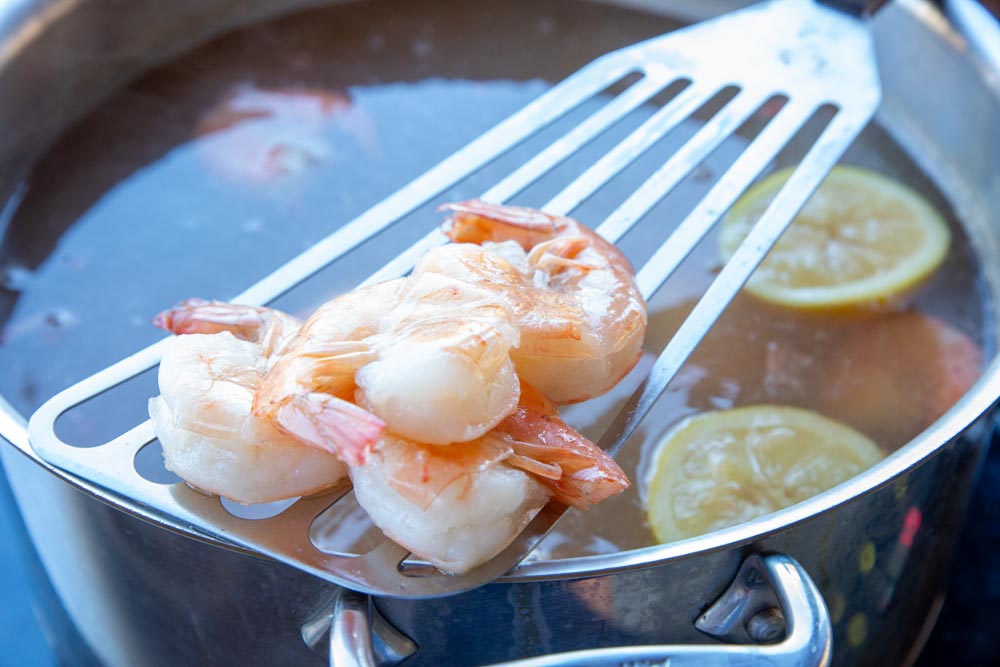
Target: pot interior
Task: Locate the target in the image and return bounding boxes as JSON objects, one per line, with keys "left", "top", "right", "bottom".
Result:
{"left": 0, "top": 0, "right": 997, "bottom": 566}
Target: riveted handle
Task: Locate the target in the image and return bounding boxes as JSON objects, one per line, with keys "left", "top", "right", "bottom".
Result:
{"left": 303, "top": 587, "right": 417, "bottom": 667}
{"left": 491, "top": 553, "right": 831, "bottom": 667}
{"left": 318, "top": 553, "right": 831, "bottom": 667}
{"left": 328, "top": 589, "right": 377, "bottom": 667}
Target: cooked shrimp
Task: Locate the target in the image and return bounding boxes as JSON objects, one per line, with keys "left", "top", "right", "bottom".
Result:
{"left": 351, "top": 433, "right": 548, "bottom": 574}
{"left": 351, "top": 382, "right": 629, "bottom": 574}
{"left": 148, "top": 300, "right": 348, "bottom": 504}
{"left": 253, "top": 272, "right": 521, "bottom": 464}
{"left": 152, "top": 297, "right": 301, "bottom": 361}
{"left": 432, "top": 200, "right": 647, "bottom": 404}
{"left": 496, "top": 382, "right": 630, "bottom": 510}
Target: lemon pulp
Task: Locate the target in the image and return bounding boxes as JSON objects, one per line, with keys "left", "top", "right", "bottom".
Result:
{"left": 646, "top": 405, "right": 884, "bottom": 543}
{"left": 720, "top": 166, "right": 950, "bottom": 310}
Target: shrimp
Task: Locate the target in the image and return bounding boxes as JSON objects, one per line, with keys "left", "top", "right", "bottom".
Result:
{"left": 351, "top": 433, "right": 549, "bottom": 574}
{"left": 350, "top": 382, "right": 629, "bottom": 574}
{"left": 148, "top": 300, "right": 349, "bottom": 504}
{"left": 430, "top": 199, "right": 648, "bottom": 404}
{"left": 497, "top": 382, "right": 630, "bottom": 510}
{"left": 253, "top": 272, "right": 521, "bottom": 464}
{"left": 152, "top": 297, "right": 300, "bottom": 360}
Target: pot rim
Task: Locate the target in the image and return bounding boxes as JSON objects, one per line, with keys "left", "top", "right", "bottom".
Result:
{"left": 0, "top": 0, "right": 998, "bottom": 582}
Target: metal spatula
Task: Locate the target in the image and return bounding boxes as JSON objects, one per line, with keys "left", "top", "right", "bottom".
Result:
{"left": 29, "top": 0, "right": 883, "bottom": 598}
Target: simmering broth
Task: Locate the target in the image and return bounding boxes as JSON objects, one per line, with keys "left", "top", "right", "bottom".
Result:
{"left": 0, "top": 0, "right": 987, "bottom": 562}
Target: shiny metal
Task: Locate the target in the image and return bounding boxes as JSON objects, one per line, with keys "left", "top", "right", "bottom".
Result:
{"left": 302, "top": 589, "right": 416, "bottom": 667}
{"left": 493, "top": 554, "right": 831, "bottom": 667}
{"left": 946, "top": 0, "right": 1000, "bottom": 74}
{"left": 745, "top": 608, "right": 788, "bottom": 644}
{"left": 0, "top": 0, "right": 999, "bottom": 665}
{"left": 329, "top": 589, "right": 377, "bottom": 667}
{"left": 27, "top": 0, "right": 882, "bottom": 598}
{"left": 695, "top": 557, "right": 791, "bottom": 645}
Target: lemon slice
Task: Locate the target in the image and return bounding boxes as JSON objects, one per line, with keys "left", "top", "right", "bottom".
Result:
{"left": 646, "top": 405, "right": 884, "bottom": 543}
{"left": 720, "top": 166, "right": 950, "bottom": 310}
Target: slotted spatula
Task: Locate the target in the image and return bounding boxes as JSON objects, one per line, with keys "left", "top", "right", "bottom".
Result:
{"left": 29, "top": 0, "right": 883, "bottom": 598}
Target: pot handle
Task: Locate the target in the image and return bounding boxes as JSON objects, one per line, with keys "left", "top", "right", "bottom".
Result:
{"left": 327, "top": 586, "right": 376, "bottom": 667}
{"left": 317, "top": 552, "right": 831, "bottom": 667}
{"left": 303, "top": 586, "right": 418, "bottom": 667}
{"left": 494, "top": 553, "right": 831, "bottom": 667}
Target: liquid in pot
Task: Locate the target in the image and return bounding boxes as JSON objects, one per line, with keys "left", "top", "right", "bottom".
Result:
{"left": 0, "top": 0, "right": 987, "bottom": 560}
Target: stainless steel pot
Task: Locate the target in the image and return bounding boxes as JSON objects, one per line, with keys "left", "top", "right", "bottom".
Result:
{"left": 1, "top": 1, "right": 999, "bottom": 665}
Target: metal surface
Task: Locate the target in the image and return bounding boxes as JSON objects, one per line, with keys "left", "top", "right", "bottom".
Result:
{"left": 304, "top": 588, "right": 416, "bottom": 667}
{"left": 27, "top": 0, "right": 882, "bottom": 598}
{"left": 324, "top": 553, "right": 833, "bottom": 667}
{"left": 946, "top": 0, "right": 1000, "bottom": 74}
{"left": 493, "top": 554, "right": 831, "bottom": 667}
{"left": 0, "top": 0, "right": 998, "bottom": 665}
{"left": 329, "top": 589, "right": 378, "bottom": 667}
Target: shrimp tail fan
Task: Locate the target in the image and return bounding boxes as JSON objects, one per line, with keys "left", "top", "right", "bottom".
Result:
{"left": 265, "top": 393, "right": 385, "bottom": 465}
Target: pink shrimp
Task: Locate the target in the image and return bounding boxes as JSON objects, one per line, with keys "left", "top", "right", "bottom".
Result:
{"left": 429, "top": 200, "right": 648, "bottom": 404}
{"left": 252, "top": 273, "right": 522, "bottom": 465}
{"left": 149, "top": 299, "right": 349, "bottom": 504}
{"left": 351, "top": 381, "right": 629, "bottom": 574}
{"left": 497, "top": 382, "right": 629, "bottom": 510}
{"left": 153, "top": 297, "right": 301, "bottom": 360}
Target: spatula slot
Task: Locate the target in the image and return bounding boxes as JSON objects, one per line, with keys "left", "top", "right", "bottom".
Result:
{"left": 310, "top": 489, "right": 386, "bottom": 557}
{"left": 53, "top": 366, "right": 158, "bottom": 448}
{"left": 133, "top": 438, "right": 182, "bottom": 485}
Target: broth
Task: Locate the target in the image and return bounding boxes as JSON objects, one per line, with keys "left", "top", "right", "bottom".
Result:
{"left": 0, "top": 0, "right": 987, "bottom": 561}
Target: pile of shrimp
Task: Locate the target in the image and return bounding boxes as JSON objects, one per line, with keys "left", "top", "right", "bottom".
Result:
{"left": 149, "top": 200, "right": 647, "bottom": 574}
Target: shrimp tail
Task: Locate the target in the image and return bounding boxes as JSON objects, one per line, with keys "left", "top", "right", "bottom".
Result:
{"left": 497, "top": 383, "right": 629, "bottom": 510}
{"left": 264, "top": 393, "right": 385, "bottom": 466}
{"left": 440, "top": 199, "right": 636, "bottom": 275}
{"left": 154, "top": 298, "right": 254, "bottom": 335}
{"left": 440, "top": 200, "right": 566, "bottom": 250}
{"left": 154, "top": 298, "right": 300, "bottom": 357}
{"left": 506, "top": 452, "right": 562, "bottom": 480}
{"left": 528, "top": 237, "right": 596, "bottom": 274}
{"left": 506, "top": 439, "right": 629, "bottom": 510}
